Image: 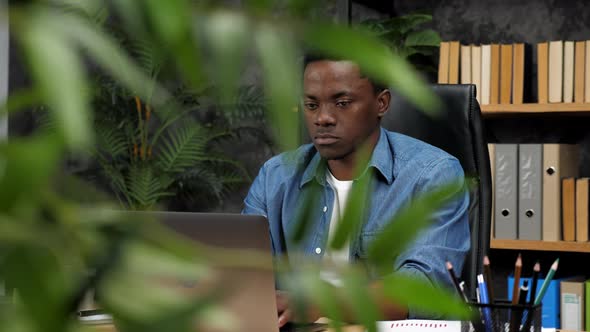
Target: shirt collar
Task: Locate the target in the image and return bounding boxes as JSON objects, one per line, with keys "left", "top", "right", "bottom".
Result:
{"left": 299, "top": 127, "right": 394, "bottom": 188}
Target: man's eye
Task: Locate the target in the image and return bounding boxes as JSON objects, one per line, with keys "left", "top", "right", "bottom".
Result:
{"left": 336, "top": 101, "right": 350, "bottom": 108}
{"left": 304, "top": 103, "right": 318, "bottom": 110}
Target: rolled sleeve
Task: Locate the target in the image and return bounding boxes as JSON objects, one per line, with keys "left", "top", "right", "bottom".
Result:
{"left": 242, "top": 162, "right": 268, "bottom": 218}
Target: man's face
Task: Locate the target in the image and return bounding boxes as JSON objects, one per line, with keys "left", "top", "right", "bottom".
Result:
{"left": 303, "top": 60, "right": 389, "bottom": 161}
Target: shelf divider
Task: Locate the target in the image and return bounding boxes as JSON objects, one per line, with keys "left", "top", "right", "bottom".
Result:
{"left": 481, "top": 103, "right": 590, "bottom": 116}
{"left": 491, "top": 239, "right": 590, "bottom": 253}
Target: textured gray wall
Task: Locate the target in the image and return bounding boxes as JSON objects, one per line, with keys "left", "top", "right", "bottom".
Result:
{"left": 392, "top": 0, "right": 590, "bottom": 43}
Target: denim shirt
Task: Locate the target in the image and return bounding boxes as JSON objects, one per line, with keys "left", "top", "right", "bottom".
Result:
{"left": 243, "top": 128, "right": 470, "bottom": 317}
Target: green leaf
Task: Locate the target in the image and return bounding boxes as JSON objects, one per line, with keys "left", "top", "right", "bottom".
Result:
{"left": 50, "top": 0, "right": 109, "bottom": 25}
{"left": 205, "top": 11, "right": 249, "bottom": 103}
{"left": 96, "top": 124, "right": 128, "bottom": 158}
{"left": 245, "top": 0, "right": 273, "bottom": 12}
{"left": 330, "top": 143, "right": 373, "bottom": 250}
{"left": 380, "top": 13, "right": 433, "bottom": 35}
{"left": 126, "top": 165, "right": 171, "bottom": 209}
{"left": 0, "top": 135, "right": 62, "bottom": 211}
{"left": 144, "top": 0, "right": 205, "bottom": 89}
{"left": 330, "top": 168, "right": 371, "bottom": 250}
{"left": 144, "top": 0, "right": 191, "bottom": 45}
{"left": 303, "top": 23, "right": 440, "bottom": 114}
{"left": 128, "top": 37, "right": 163, "bottom": 80}
{"left": 291, "top": 185, "right": 322, "bottom": 244}
{"left": 47, "top": 12, "right": 170, "bottom": 107}
{"left": 294, "top": 272, "right": 345, "bottom": 332}
{"left": 367, "top": 181, "right": 463, "bottom": 266}
{"left": 381, "top": 274, "right": 471, "bottom": 319}
{"left": 405, "top": 29, "right": 442, "bottom": 47}
{"left": 341, "top": 269, "right": 381, "bottom": 332}
{"left": 96, "top": 157, "right": 131, "bottom": 206}
{"left": 0, "top": 88, "right": 43, "bottom": 116}
{"left": 0, "top": 215, "right": 52, "bottom": 246}
{"left": 100, "top": 242, "right": 220, "bottom": 332}
{"left": 111, "top": 0, "right": 148, "bottom": 40}
{"left": 3, "top": 247, "right": 72, "bottom": 332}
{"left": 20, "top": 16, "right": 92, "bottom": 149}
{"left": 156, "top": 123, "right": 207, "bottom": 174}
{"left": 255, "top": 23, "right": 301, "bottom": 151}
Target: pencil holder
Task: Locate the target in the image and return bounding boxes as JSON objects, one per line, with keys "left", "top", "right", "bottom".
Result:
{"left": 466, "top": 301, "right": 542, "bottom": 332}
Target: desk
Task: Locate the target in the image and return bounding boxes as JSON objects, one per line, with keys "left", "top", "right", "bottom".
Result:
{"left": 92, "top": 323, "right": 365, "bottom": 332}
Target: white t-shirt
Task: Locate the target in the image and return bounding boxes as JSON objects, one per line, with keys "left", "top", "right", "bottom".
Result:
{"left": 321, "top": 170, "right": 353, "bottom": 285}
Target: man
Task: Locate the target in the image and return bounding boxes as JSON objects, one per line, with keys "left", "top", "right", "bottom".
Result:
{"left": 243, "top": 56, "right": 470, "bottom": 327}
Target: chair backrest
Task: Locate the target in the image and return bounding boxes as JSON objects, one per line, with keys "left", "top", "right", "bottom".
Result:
{"left": 381, "top": 84, "right": 492, "bottom": 299}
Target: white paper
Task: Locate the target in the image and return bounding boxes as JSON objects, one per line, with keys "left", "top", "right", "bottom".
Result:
{"left": 374, "top": 320, "right": 556, "bottom": 332}
{"left": 376, "top": 320, "right": 461, "bottom": 332}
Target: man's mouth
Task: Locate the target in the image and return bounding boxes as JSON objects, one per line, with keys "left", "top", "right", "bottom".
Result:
{"left": 314, "top": 133, "right": 339, "bottom": 145}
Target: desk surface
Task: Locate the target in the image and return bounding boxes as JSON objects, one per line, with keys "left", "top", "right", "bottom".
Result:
{"left": 92, "top": 324, "right": 365, "bottom": 332}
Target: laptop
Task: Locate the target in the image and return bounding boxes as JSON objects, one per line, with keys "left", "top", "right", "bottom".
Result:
{"left": 147, "top": 211, "right": 281, "bottom": 332}
{"left": 134, "top": 212, "right": 325, "bottom": 332}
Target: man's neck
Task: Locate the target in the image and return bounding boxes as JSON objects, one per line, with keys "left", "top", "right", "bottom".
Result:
{"left": 327, "top": 130, "right": 380, "bottom": 181}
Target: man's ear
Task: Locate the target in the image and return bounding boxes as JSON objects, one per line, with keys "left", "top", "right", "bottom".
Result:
{"left": 377, "top": 89, "right": 391, "bottom": 118}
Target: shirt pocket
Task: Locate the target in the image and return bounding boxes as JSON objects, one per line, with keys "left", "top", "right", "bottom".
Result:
{"left": 357, "top": 232, "right": 378, "bottom": 259}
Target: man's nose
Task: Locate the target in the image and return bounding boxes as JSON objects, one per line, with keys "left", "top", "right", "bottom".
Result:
{"left": 314, "top": 105, "right": 336, "bottom": 126}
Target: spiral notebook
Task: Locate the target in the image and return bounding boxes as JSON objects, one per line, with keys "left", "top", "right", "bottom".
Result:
{"left": 375, "top": 320, "right": 557, "bottom": 332}
{"left": 376, "top": 320, "right": 462, "bottom": 332}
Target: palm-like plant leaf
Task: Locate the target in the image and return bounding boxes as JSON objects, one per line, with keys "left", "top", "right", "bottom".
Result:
{"left": 96, "top": 156, "right": 131, "bottom": 205}
{"left": 96, "top": 123, "right": 129, "bottom": 159}
{"left": 128, "top": 38, "right": 162, "bottom": 78}
{"left": 223, "top": 86, "right": 267, "bottom": 126}
{"left": 34, "top": 107, "right": 58, "bottom": 134}
{"left": 156, "top": 123, "right": 208, "bottom": 174}
{"left": 126, "top": 164, "right": 171, "bottom": 209}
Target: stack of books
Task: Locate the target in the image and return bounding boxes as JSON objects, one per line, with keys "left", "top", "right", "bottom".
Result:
{"left": 438, "top": 40, "right": 590, "bottom": 104}
{"left": 438, "top": 41, "right": 529, "bottom": 105}
{"left": 538, "top": 40, "right": 590, "bottom": 104}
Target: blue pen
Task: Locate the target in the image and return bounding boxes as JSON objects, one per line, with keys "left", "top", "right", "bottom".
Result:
{"left": 478, "top": 274, "right": 493, "bottom": 332}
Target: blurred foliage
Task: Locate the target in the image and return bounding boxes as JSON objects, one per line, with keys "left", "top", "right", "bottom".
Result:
{"left": 84, "top": 78, "right": 267, "bottom": 211}
{"left": 361, "top": 12, "right": 441, "bottom": 75}
{"left": 34, "top": 16, "right": 272, "bottom": 211}
{"left": 0, "top": 1, "right": 470, "bottom": 332}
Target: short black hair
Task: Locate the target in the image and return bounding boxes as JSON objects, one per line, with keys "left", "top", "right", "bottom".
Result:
{"left": 302, "top": 54, "right": 387, "bottom": 94}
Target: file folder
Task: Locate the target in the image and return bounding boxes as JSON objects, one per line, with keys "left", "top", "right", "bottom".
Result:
{"left": 494, "top": 144, "right": 518, "bottom": 239}
{"left": 518, "top": 144, "right": 542, "bottom": 240}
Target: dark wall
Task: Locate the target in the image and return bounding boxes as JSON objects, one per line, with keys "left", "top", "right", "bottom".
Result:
{"left": 393, "top": 0, "right": 590, "bottom": 42}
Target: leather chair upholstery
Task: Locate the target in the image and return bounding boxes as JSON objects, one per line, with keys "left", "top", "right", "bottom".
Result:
{"left": 381, "top": 84, "right": 492, "bottom": 299}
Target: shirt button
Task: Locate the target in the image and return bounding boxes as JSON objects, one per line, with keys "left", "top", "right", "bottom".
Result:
{"left": 323, "top": 206, "right": 328, "bottom": 213}
{"left": 315, "top": 247, "right": 322, "bottom": 254}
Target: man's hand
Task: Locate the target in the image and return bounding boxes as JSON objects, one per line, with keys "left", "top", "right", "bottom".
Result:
{"left": 276, "top": 290, "right": 323, "bottom": 328}
{"left": 276, "top": 290, "right": 293, "bottom": 327}
{"left": 276, "top": 282, "right": 407, "bottom": 327}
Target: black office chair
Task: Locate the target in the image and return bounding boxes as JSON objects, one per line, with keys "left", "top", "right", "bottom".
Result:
{"left": 381, "top": 84, "right": 492, "bottom": 300}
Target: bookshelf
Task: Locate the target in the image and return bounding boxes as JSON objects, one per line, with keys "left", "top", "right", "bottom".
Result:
{"left": 481, "top": 103, "right": 590, "bottom": 116}
{"left": 491, "top": 239, "right": 590, "bottom": 253}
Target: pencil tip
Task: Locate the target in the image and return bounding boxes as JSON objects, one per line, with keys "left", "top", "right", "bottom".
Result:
{"left": 484, "top": 256, "right": 490, "bottom": 265}
{"left": 534, "top": 261, "right": 541, "bottom": 271}
{"left": 446, "top": 261, "right": 453, "bottom": 270}
{"left": 553, "top": 258, "right": 559, "bottom": 269}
